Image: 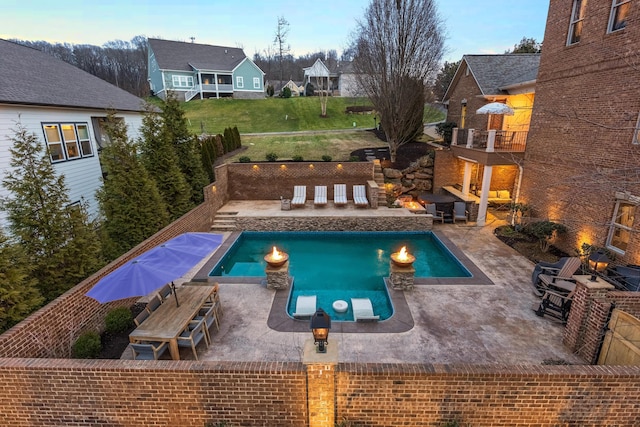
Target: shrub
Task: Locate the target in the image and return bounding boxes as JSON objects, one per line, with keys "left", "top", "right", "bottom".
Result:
{"left": 524, "top": 221, "right": 568, "bottom": 252}
{"left": 238, "top": 156, "right": 251, "bottom": 163}
{"left": 349, "top": 155, "right": 360, "bottom": 162}
{"left": 292, "top": 155, "right": 304, "bottom": 162}
{"left": 321, "top": 155, "right": 332, "bottom": 162}
{"left": 305, "top": 82, "right": 315, "bottom": 96}
{"left": 281, "top": 87, "right": 292, "bottom": 98}
{"left": 435, "top": 121, "right": 457, "bottom": 146}
{"left": 105, "top": 307, "right": 133, "bottom": 334}
{"left": 266, "top": 84, "right": 274, "bottom": 97}
{"left": 265, "top": 152, "right": 278, "bottom": 162}
{"left": 72, "top": 331, "right": 101, "bottom": 359}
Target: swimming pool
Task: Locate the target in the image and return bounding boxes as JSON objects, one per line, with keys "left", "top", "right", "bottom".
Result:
{"left": 209, "top": 231, "right": 472, "bottom": 321}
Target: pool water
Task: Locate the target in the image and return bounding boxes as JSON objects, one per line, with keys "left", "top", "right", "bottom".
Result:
{"left": 209, "top": 231, "right": 471, "bottom": 321}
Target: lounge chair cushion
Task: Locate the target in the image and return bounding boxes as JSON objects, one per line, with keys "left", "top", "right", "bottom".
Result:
{"left": 498, "top": 190, "right": 510, "bottom": 199}
{"left": 293, "top": 295, "right": 316, "bottom": 318}
{"left": 351, "top": 298, "right": 379, "bottom": 322}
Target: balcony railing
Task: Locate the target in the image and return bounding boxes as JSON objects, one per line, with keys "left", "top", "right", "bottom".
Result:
{"left": 453, "top": 129, "right": 527, "bottom": 152}
{"left": 185, "top": 84, "right": 236, "bottom": 102}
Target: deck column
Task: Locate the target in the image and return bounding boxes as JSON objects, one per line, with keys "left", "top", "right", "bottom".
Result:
{"left": 462, "top": 161, "right": 473, "bottom": 196}
{"left": 477, "top": 165, "right": 493, "bottom": 226}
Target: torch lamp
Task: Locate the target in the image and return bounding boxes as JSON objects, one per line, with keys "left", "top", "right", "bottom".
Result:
{"left": 310, "top": 308, "right": 331, "bottom": 353}
{"left": 588, "top": 250, "right": 610, "bottom": 281}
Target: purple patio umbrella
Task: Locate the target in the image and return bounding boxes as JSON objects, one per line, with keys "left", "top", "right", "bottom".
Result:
{"left": 86, "top": 233, "right": 223, "bottom": 306}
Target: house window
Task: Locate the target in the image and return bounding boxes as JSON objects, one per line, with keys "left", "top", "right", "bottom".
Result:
{"left": 567, "top": 0, "right": 587, "bottom": 45}
{"left": 236, "top": 76, "right": 244, "bottom": 88}
{"left": 608, "top": 0, "right": 630, "bottom": 32}
{"left": 42, "top": 123, "right": 94, "bottom": 162}
{"left": 607, "top": 199, "right": 636, "bottom": 254}
{"left": 253, "top": 77, "right": 260, "bottom": 89}
{"left": 172, "top": 75, "right": 194, "bottom": 88}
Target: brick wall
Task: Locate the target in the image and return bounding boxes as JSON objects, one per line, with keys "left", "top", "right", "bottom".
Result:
{"left": 444, "top": 61, "right": 492, "bottom": 132}
{"left": 2, "top": 358, "right": 640, "bottom": 426}
{"left": 224, "top": 162, "right": 374, "bottom": 200}
{"left": 432, "top": 149, "right": 460, "bottom": 190}
{"left": 0, "top": 184, "right": 221, "bottom": 359}
{"left": 520, "top": 0, "right": 640, "bottom": 264}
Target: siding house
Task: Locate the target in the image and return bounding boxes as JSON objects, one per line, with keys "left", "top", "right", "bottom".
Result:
{"left": 148, "top": 38, "right": 265, "bottom": 102}
{"left": 440, "top": 54, "right": 540, "bottom": 225}
{"left": 302, "top": 58, "right": 365, "bottom": 97}
{"left": 520, "top": 0, "right": 639, "bottom": 264}
{"left": 0, "top": 38, "right": 147, "bottom": 223}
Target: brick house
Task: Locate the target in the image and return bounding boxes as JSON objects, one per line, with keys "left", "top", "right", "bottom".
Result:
{"left": 520, "top": 0, "right": 639, "bottom": 265}
{"left": 439, "top": 54, "right": 540, "bottom": 225}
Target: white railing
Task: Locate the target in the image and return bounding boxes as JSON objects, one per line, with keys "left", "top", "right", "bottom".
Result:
{"left": 185, "top": 85, "right": 200, "bottom": 102}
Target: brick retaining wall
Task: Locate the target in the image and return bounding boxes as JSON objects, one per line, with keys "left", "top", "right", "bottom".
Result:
{"left": 0, "top": 358, "right": 639, "bottom": 426}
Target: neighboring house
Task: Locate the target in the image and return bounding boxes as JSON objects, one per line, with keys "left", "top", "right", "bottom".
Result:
{"left": 440, "top": 54, "right": 540, "bottom": 225}
{"left": 519, "top": 0, "right": 639, "bottom": 264}
{"left": 148, "top": 38, "right": 265, "bottom": 102}
{"left": 0, "top": 38, "right": 147, "bottom": 223}
{"left": 302, "top": 58, "right": 365, "bottom": 97}
{"left": 276, "top": 80, "right": 304, "bottom": 96}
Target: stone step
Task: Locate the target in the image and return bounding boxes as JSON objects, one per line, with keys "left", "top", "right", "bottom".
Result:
{"left": 213, "top": 219, "right": 236, "bottom": 224}
{"left": 211, "top": 225, "right": 236, "bottom": 231}
{"left": 216, "top": 211, "right": 238, "bottom": 216}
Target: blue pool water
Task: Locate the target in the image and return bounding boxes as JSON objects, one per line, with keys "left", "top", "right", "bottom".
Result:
{"left": 209, "top": 231, "right": 471, "bottom": 321}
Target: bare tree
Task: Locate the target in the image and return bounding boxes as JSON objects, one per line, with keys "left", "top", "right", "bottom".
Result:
{"left": 350, "top": 0, "right": 445, "bottom": 162}
{"left": 315, "top": 75, "right": 329, "bottom": 117}
{"left": 274, "top": 16, "right": 290, "bottom": 86}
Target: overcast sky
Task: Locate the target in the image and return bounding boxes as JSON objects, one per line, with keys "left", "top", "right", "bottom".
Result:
{"left": 1, "top": 0, "right": 549, "bottom": 63}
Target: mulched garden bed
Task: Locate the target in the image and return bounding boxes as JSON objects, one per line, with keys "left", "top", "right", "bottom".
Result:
{"left": 98, "top": 303, "right": 146, "bottom": 359}
{"left": 494, "top": 225, "right": 570, "bottom": 264}
{"left": 350, "top": 130, "right": 433, "bottom": 170}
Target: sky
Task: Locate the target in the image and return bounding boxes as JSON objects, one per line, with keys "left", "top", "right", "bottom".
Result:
{"left": 2, "top": 0, "right": 549, "bottom": 63}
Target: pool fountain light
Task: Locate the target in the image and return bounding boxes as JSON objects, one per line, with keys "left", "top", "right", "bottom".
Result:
{"left": 264, "top": 246, "right": 289, "bottom": 268}
{"left": 310, "top": 308, "right": 331, "bottom": 353}
{"left": 390, "top": 246, "right": 416, "bottom": 268}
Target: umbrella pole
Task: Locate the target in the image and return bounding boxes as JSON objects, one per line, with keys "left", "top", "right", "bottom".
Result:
{"left": 171, "top": 281, "right": 180, "bottom": 307}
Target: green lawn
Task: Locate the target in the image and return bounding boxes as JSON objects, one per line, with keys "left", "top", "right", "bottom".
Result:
{"left": 227, "top": 131, "right": 388, "bottom": 163}
{"left": 177, "top": 96, "right": 444, "bottom": 135}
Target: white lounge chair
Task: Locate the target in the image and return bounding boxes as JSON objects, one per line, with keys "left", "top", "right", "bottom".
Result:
{"left": 291, "top": 185, "right": 306, "bottom": 207}
{"left": 351, "top": 298, "right": 379, "bottom": 322}
{"left": 293, "top": 295, "right": 316, "bottom": 318}
{"left": 314, "top": 186, "right": 327, "bottom": 207}
{"left": 334, "top": 184, "right": 347, "bottom": 207}
{"left": 353, "top": 185, "right": 369, "bottom": 208}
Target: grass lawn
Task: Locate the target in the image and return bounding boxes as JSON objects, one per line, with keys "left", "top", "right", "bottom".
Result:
{"left": 226, "top": 131, "right": 388, "bottom": 163}
{"left": 176, "top": 96, "right": 445, "bottom": 135}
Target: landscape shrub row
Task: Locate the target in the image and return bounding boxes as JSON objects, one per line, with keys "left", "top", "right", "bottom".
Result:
{"left": 200, "top": 127, "right": 242, "bottom": 181}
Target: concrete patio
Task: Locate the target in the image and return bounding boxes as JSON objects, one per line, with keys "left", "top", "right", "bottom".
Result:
{"left": 130, "top": 201, "right": 584, "bottom": 365}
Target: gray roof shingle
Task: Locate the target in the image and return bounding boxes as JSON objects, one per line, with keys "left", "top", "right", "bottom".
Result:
{"left": 148, "top": 38, "right": 246, "bottom": 72}
{"left": 0, "top": 39, "right": 146, "bottom": 112}
{"left": 463, "top": 54, "right": 540, "bottom": 95}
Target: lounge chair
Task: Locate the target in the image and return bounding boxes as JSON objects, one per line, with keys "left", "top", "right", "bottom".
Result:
{"left": 293, "top": 295, "right": 316, "bottom": 318}
{"left": 334, "top": 184, "right": 347, "bottom": 207}
{"left": 291, "top": 185, "right": 306, "bottom": 207}
{"left": 351, "top": 298, "right": 379, "bottom": 322}
{"left": 314, "top": 186, "right": 327, "bottom": 207}
{"left": 353, "top": 185, "right": 369, "bottom": 207}
{"left": 453, "top": 201, "right": 468, "bottom": 223}
{"left": 425, "top": 203, "right": 445, "bottom": 223}
{"left": 532, "top": 256, "right": 581, "bottom": 297}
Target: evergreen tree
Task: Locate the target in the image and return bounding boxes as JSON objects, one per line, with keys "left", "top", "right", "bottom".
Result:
{"left": 96, "top": 113, "right": 170, "bottom": 260}
{"left": 2, "top": 125, "right": 103, "bottom": 300}
{"left": 139, "top": 105, "right": 192, "bottom": 219}
{"left": 0, "top": 231, "right": 44, "bottom": 333}
{"left": 161, "top": 94, "right": 209, "bottom": 204}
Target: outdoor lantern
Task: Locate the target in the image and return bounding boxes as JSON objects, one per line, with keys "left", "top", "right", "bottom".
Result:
{"left": 310, "top": 308, "right": 331, "bottom": 353}
{"left": 588, "top": 250, "right": 610, "bottom": 281}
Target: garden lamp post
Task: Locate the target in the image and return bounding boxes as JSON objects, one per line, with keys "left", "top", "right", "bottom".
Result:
{"left": 588, "top": 250, "right": 610, "bottom": 281}
{"left": 310, "top": 308, "right": 331, "bottom": 353}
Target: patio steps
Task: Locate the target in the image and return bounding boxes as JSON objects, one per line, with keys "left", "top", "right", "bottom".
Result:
{"left": 211, "top": 212, "right": 238, "bottom": 231}
{"left": 373, "top": 160, "right": 387, "bottom": 206}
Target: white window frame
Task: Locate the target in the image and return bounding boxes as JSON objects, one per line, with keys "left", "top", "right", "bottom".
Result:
{"left": 606, "top": 197, "right": 637, "bottom": 255}
{"left": 608, "top": 0, "right": 630, "bottom": 33}
{"left": 236, "top": 76, "right": 244, "bottom": 88}
{"left": 567, "top": 0, "right": 587, "bottom": 45}
{"left": 172, "top": 75, "right": 194, "bottom": 88}
{"left": 42, "top": 123, "right": 94, "bottom": 162}
{"left": 253, "top": 77, "right": 260, "bottom": 89}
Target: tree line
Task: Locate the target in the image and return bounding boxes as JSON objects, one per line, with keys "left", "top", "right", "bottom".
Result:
{"left": 0, "top": 94, "right": 239, "bottom": 333}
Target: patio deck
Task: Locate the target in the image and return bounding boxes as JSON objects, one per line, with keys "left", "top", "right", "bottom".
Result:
{"left": 127, "top": 201, "right": 584, "bottom": 365}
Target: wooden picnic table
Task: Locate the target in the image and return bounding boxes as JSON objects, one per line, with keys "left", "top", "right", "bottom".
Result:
{"left": 129, "top": 285, "right": 215, "bottom": 360}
